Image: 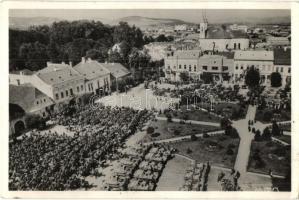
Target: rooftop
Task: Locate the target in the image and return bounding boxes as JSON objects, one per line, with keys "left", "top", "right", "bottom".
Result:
{"left": 99, "top": 63, "right": 131, "bottom": 79}
{"left": 9, "top": 84, "right": 54, "bottom": 113}
{"left": 234, "top": 50, "right": 274, "bottom": 61}
{"left": 73, "top": 59, "right": 110, "bottom": 80}
{"left": 36, "top": 64, "right": 83, "bottom": 85}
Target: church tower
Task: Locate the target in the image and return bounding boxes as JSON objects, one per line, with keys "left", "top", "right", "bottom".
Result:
{"left": 199, "top": 10, "right": 208, "bottom": 39}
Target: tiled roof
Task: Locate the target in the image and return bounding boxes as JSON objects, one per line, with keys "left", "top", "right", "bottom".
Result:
{"left": 274, "top": 48, "right": 291, "bottom": 65}
{"left": 73, "top": 60, "right": 110, "bottom": 80}
{"left": 36, "top": 65, "right": 83, "bottom": 85}
{"left": 99, "top": 63, "right": 131, "bottom": 79}
{"left": 9, "top": 84, "right": 54, "bottom": 113}
{"left": 10, "top": 69, "right": 34, "bottom": 75}
{"left": 234, "top": 50, "right": 274, "bottom": 61}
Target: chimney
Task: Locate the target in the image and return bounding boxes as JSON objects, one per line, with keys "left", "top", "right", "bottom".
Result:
{"left": 283, "top": 46, "right": 287, "bottom": 52}
{"left": 81, "top": 57, "right": 86, "bottom": 64}
{"left": 46, "top": 61, "right": 52, "bottom": 67}
{"left": 61, "top": 61, "right": 65, "bottom": 65}
{"left": 87, "top": 57, "right": 92, "bottom": 63}
{"left": 105, "top": 60, "right": 108, "bottom": 64}
{"left": 69, "top": 61, "right": 73, "bottom": 67}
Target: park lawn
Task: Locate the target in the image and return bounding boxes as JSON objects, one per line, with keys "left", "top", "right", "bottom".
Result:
{"left": 248, "top": 140, "right": 291, "bottom": 177}
{"left": 169, "top": 134, "right": 240, "bottom": 169}
{"left": 160, "top": 106, "right": 222, "bottom": 123}
{"left": 142, "top": 120, "right": 222, "bottom": 143}
{"left": 274, "top": 135, "right": 291, "bottom": 145}
{"left": 255, "top": 108, "right": 291, "bottom": 123}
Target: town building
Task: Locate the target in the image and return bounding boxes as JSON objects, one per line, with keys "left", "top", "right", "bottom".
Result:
{"left": 74, "top": 57, "right": 111, "bottom": 96}
{"left": 174, "top": 24, "right": 187, "bottom": 32}
{"left": 9, "top": 62, "right": 86, "bottom": 103}
{"left": 185, "top": 24, "right": 250, "bottom": 52}
{"left": 273, "top": 47, "right": 291, "bottom": 86}
{"left": 233, "top": 50, "right": 274, "bottom": 85}
{"left": 266, "top": 36, "right": 290, "bottom": 47}
{"left": 9, "top": 83, "right": 55, "bottom": 118}
{"left": 229, "top": 24, "right": 248, "bottom": 33}
{"left": 164, "top": 50, "right": 234, "bottom": 82}
{"left": 99, "top": 62, "right": 131, "bottom": 83}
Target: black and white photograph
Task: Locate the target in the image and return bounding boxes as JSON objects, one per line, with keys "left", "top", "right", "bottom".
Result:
{"left": 3, "top": 5, "right": 296, "bottom": 195}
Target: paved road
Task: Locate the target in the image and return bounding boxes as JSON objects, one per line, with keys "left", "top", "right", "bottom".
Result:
{"left": 156, "top": 116, "right": 220, "bottom": 127}
{"left": 232, "top": 105, "right": 256, "bottom": 174}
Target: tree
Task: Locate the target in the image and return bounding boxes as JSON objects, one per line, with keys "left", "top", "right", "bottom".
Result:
{"left": 254, "top": 131, "right": 261, "bottom": 141}
{"left": 262, "top": 127, "right": 272, "bottom": 140}
{"left": 155, "top": 34, "right": 168, "bottom": 42}
{"left": 19, "top": 41, "right": 49, "bottom": 71}
{"left": 201, "top": 72, "right": 213, "bottom": 84}
{"left": 25, "top": 114, "right": 46, "bottom": 130}
{"left": 179, "top": 72, "right": 189, "bottom": 82}
{"left": 272, "top": 121, "right": 281, "bottom": 136}
{"left": 245, "top": 66, "right": 260, "bottom": 88}
{"left": 146, "top": 126, "right": 155, "bottom": 134}
{"left": 270, "top": 72, "right": 282, "bottom": 87}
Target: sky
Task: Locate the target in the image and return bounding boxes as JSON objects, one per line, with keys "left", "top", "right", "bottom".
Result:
{"left": 10, "top": 9, "right": 290, "bottom": 24}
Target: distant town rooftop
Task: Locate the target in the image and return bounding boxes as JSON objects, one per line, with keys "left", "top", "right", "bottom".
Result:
{"left": 234, "top": 50, "right": 274, "bottom": 61}
{"left": 206, "top": 25, "right": 248, "bottom": 39}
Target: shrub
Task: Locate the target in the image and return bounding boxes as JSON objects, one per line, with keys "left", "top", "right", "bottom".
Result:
{"left": 25, "top": 114, "right": 46, "bottom": 130}
{"left": 190, "top": 134, "right": 197, "bottom": 141}
{"left": 226, "top": 148, "right": 234, "bottom": 155}
{"left": 147, "top": 126, "right": 155, "bottom": 134}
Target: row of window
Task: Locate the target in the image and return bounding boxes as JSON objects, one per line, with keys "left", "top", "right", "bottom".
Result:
{"left": 36, "top": 98, "right": 47, "bottom": 105}
{"left": 167, "top": 65, "right": 227, "bottom": 72}
{"left": 55, "top": 86, "right": 83, "bottom": 100}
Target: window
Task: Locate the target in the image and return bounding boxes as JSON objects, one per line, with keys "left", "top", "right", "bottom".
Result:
{"left": 203, "top": 66, "right": 207, "bottom": 70}
{"left": 179, "top": 65, "right": 182, "bottom": 69}
{"left": 222, "top": 66, "right": 228, "bottom": 71}
{"left": 81, "top": 85, "right": 84, "bottom": 91}
{"left": 17, "top": 79, "right": 20, "bottom": 86}
{"left": 194, "top": 65, "right": 197, "bottom": 72}
{"left": 276, "top": 67, "right": 279, "bottom": 72}
{"left": 70, "top": 88, "right": 73, "bottom": 95}
{"left": 281, "top": 67, "right": 283, "bottom": 73}
{"left": 61, "top": 92, "right": 64, "bottom": 98}
{"left": 189, "top": 66, "right": 192, "bottom": 72}
{"left": 55, "top": 93, "right": 59, "bottom": 100}
{"left": 288, "top": 68, "right": 291, "bottom": 73}
{"left": 184, "top": 65, "right": 187, "bottom": 70}
{"left": 36, "top": 101, "right": 39, "bottom": 105}
{"left": 44, "top": 99, "right": 46, "bottom": 102}
{"left": 66, "top": 90, "right": 69, "bottom": 97}
{"left": 241, "top": 66, "right": 243, "bottom": 70}
{"left": 238, "top": 43, "right": 241, "bottom": 49}
{"left": 234, "top": 43, "right": 236, "bottom": 50}
{"left": 235, "top": 66, "right": 239, "bottom": 70}
{"left": 77, "top": 86, "right": 80, "bottom": 92}
{"left": 168, "top": 66, "right": 170, "bottom": 69}
{"left": 212, "top": 66, "right": 218, "bottom": 70}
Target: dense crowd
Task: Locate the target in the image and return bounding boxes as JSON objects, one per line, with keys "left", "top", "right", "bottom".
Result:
{"left": 9, "top": 105, "right": 151, "bottom": 190}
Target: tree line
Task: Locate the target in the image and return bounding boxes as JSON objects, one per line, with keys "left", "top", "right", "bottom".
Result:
{"left": 9, "top": 20, "right": 165, "bottom": 77}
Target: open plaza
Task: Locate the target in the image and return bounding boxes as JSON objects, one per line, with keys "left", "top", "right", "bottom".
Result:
{"left": 8, "top": 9, "right": 291, "bottom": 192}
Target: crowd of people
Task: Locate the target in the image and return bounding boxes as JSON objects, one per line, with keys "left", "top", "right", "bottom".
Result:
{"left": 9, "top": 105, "right": 151, "bottom": 190}
{"left": 106, "top": 145, "right": 174, "bottom": 191}
{"left": 181, "top": 161, "right": 211, "bottom": 191}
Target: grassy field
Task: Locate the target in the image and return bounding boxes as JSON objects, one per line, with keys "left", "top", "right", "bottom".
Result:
{"left": 142, "top": 120, "right": 222, "bottom": 143}
{"left": 248, "top": 140, "right": 291, "bottom": 176}
{"left": 160, "top": 107, "right": 222, "bottom": 123}
{"left": 169, "top": 134, "right": 240, "bottom": 169}
{"left": 255, "top": 108, "right": 291, "bottom": 123}
{"left": 274, "top": 135, "right": 291, "bottom": 145}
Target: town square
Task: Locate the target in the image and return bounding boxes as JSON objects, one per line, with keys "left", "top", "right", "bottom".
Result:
{"left": 7, "top": 8, "right": 292, "bottom": 192}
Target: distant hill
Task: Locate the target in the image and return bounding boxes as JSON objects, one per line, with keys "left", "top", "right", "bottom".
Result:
{"left": 9, "top": 17, "right": 62, "bottom": 30}
{"left": 99, "top": 16, "right": 193, "bottom": 29}
{"left": 9, "top": 15, "right": 290, "bottom": 30}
